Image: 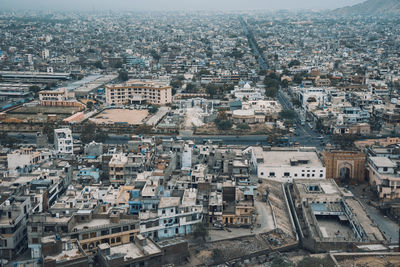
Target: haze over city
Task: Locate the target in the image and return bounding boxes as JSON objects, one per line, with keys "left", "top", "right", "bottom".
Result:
{"left": 2, "top": 0, "right": 400, "bottom": 266}
{"left": 2, "top": 0, "right": 366, "bottom": 11}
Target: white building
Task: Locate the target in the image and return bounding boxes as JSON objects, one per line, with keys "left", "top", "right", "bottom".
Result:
{"left": 54, "top": 128, "right": 73, "bottom": 154}
{"left": 231, "top": 83, "right": 265, "bottom": 101}
{"left": 248, "top": 147, "right": 326, "bottom": 183}
{"left": 7, "top": 147, "right": 52, "bottom": 172}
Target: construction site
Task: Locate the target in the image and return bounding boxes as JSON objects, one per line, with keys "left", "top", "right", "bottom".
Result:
{"left": 289, "top": 179, "right": 386, "bottom": 252}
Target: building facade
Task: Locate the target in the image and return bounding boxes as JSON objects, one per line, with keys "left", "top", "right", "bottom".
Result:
{"left": 105, "top": 80, "right": 172, "bottom": 105}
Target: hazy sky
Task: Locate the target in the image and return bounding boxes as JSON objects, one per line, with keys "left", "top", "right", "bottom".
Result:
{"left": 2, "top": 0, "right": 366, "bottom": 11}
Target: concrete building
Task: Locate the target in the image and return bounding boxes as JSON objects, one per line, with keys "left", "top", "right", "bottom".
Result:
{"left": 7, "top": 147, "right": 52, "bottom": 172}
{"left": 0, "top": 196, "right": 31, "bottom": 260}
{"left": 292, "top": 179, "right": 385, "bottom": 252}
{"left": 105, "top": 80, "right": 172, "bottom": 105}
{"left": 109, "top": 153, "right": 128, "bottom": 186}
{"left": 54, "top": 128, "right": 73, "bottom": 154}
{"left": 250, "top": 147, "right": 325, "bottom": 183}
{"left": 367, "top": 156, "right": 400, "bottom": 200}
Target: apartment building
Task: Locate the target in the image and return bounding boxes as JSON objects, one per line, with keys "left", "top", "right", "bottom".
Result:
{"left": 368, "top": 156, "right": 400, "bottom": 200}
{"left": 139, "top": 189, "right": 203, "bottom": 240}
{"left": 109, "top": 153, "right": 128, "bottom": 187}
{"left": 105, "top": 80, "right": 172, "bottom": 105}
{"left": 7, "top": 147, "right": 52, "bottom": 172}
{"left": 0, "top": 196, "right": 31, "bottom": 260}
{"left": 54, "top": 128, "right": 73, "bottom": 154}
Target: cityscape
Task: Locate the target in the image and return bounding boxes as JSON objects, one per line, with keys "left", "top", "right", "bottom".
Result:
{"left": 1, "top": 0, "right": 400, "bottom": 266}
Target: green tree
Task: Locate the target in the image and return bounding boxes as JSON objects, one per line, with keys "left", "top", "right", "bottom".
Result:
{"left": 80, "top": 122, "right": 97, "bottom": 144}
{"left": 216, "top": 120, "right": 232, "bottom": 130}
{"left": 118, "top": 70, "right": 129, "bottom": 82}
{"left": 43, "top": 124, "right": 55, "bottom": 144}
{"left": 94, "top": 61, "right": 104, "bottom": 69}
{"left": 279, "top": 109, "right": 296, "bottom": 120}
{"left": 192, "top": 222, "right": 208, "bottom": 241}
{"left": 288, "top": 59, "right": 301, "bottom": 68}
{"left": 134, "top": 124, "right": 152, "bottom": 135}
{"left": 149, "top": 106, "right": 159, "bottom": 114}
{"left": 237, "top": 123, "right": 250, "bottom": 130}
{"left": 29, "top": 85, "right": 41, "bottom": 95}
{"left": 293, "top": 73, "right": 305, "bottom": 84}
{"left": 86, "top": 101, "right": 94, "bottom": 110}
{"left": 150, "top": 50, "right": 161, "bottom": 62}
{"left": 265, "top": 87, "right": 278, "bottom": 98}
{"left": 170, "top": 80, "right": 183, "bottom": 89}
{"left": 291, "top": 98, "right": 302, "bottom": 107}
{"left": 186, "top": 83, "right": 197, "bottom": 93}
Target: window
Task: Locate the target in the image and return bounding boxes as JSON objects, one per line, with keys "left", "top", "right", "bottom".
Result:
{"left": 90, "top": 232, "right": 96, "bottom": 238}
{"left": 320, "top": 174, "right": 323, "bottom": 177}
{"left": 284, "top": 172, "right": 290, "bottom": 177}
{"left": 384, "top": 167, "right": 388, "bottom": 172}
{"left": 269, "top": 172, "right": 275, "bottom": 177}
{"left": 164, "top": 230, "right": 168, "bottom": 234}
{"left": 170, "top": 209, "right": 174, "bottom": 213}
{"left": 82, "top": 233, "right": 89, "bottom": 240}
{"left": 162, "top": 209, "right": 165, "bottom": 214}
{"left": 31, "top": 227, "right": 37, "bottom": 232}
{"left": 294, "top": 174, "right": 298, "bottom": 177}
{"left": 32, "top": 238, "right": 39, "bottom": 244}
{"left": 116, "top": 237, "right": 121, "bottom": 242}
{"left": 260, "top": 172, "right": 264, "bottom": 176}
{"left": 123, "top": 226, "right": 129, "bottom": 231}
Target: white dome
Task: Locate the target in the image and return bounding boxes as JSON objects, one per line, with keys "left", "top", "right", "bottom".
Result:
{"left": 243, "top": 83, "right": 251, "bottom": 89}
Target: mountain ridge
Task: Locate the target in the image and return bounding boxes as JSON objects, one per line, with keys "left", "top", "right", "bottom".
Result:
{"left": 333, "top": 0, "right": 400, "bottom": 15}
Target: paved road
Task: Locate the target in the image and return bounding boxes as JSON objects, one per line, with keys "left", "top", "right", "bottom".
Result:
{"left": 361, "top": 201, "right": 399, "bottom": 243}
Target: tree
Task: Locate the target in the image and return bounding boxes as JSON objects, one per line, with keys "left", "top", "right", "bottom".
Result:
{"left": 81, "top": 122, "right": 108, "bottom": 144}
{"left": 237, "top": 123, "right": 250, "bottom": 130}
{"left": 279, "top": 109, "right": 296, "bottom": 121}
{"left": 86, "top": 101, "right": 94, "bottom": 110}
{"left": 288, "top": 59, "right": 301, "bottom": 68}
{"left": 192, "top": 222, "right": 208, "bottom": 241}
{"left": 186, "top": 83, "right": 197, "bottom": 93}
{"left": 29, "top": 85, "right": 41, "bottom": 96}
{"left": 134, "top": 124, "right": 152, "bottom": 135}
{"left": 291, "top": 98, "right": 302, "bottom": 107}
{"left": 149, "top": 106, "right": 159, "bottom": 114}
{"left": 265, "top": 87, "right": 278, "bottom": 98}
{"left": 281, "top": 79, "right": 289, "bottom": 88}
{"left": 150, "top": 50, "right": 161, "bottom": 62}
{"left": 293, "top": 73, "right": 305, "bottom": 84}
{"left": 80, "top": 122, "right": 97, "bottom": 144}
{"left": 94, "top": 61, "right": 104, "bottom": 69}
{"left": 170, "top": 80, "right": 183, "bottom": 89}
{"left": 216, "top": 120, "right": 232, "bottom": 130}
{"left": 118, "top": 70, "right": 129, "bottom": 82}
{"left": 43, "top": 123, "right": 55, "bottom": 144}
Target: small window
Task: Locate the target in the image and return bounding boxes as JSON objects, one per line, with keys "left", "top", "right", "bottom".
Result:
{"left": 269, "top": 172, "right": 275, "bottom": 177}
{"left": 260, "top": 172, "right": 264, "bottom": 176}
{"left": 284, "top": 172, "right": 290, "bottom": 177}
{"left": 383, "top": 167, "right": 388, "bottom": 172}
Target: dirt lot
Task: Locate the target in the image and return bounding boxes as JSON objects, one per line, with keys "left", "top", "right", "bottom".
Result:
{"left": 90, "top": 109, "right": 148, "bottom": 125}
{"left": 338, "top": 255, "right": 400, "bottom": 267}
{"left": 6, "top": 105, "right": 79, "bottom": 122}
{"left": 195, "top": 122, "right": 278, "bottom": 135}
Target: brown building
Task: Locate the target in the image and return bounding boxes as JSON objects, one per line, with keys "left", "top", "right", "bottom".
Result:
{"left": 322, "top": 150, "right": 366, "bottom": 184}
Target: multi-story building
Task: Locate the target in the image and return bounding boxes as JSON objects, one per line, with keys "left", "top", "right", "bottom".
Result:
{"left": 54, "top": 128, "right": 73, "bottom": 154}
{"left": 7, "top": 147, "right": 52, "bottom": 172}
{"left": 139, "top": 189, "right": 203, "bottom": 240}
{"left": 250, "top": 147, "right": 326, "bottom": 183}
{"left": 105, "top": 80, "right": 172, "bottom": 106}
{"left": 109, "top": 153, "right": 128, "bottom": 187}
{"left": 0, "top": 196, "right": 31, "bottom": 260}
{"left": 367, "top": 156, "right": 400, "bottom": 200}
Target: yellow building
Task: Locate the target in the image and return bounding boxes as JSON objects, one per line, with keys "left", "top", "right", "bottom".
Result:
{"left": 105, "top": 80, "right": 172, "bottom": 106}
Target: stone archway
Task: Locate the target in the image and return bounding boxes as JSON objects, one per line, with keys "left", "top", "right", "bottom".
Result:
{"left": 337, "top": 161, "right": 353, "bottom": 184}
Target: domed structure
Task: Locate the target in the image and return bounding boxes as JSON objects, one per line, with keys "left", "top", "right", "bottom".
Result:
{"left": 243, "top": 83, "right": 251, "bottom": 89}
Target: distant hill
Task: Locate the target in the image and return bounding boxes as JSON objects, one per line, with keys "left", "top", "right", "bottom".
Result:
{"left": 333, "top": 0, "right": 400, "bottom": 15}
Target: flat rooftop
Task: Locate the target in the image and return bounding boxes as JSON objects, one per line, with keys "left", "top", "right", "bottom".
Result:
{"left": 252, "top": 147, "right": 323, "bottom": 168}
{"left": 159, "top": 197, "right": 180, "bottom": 209}
{"left": 108, "top": 239, "right": 161, "bottom": 261}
